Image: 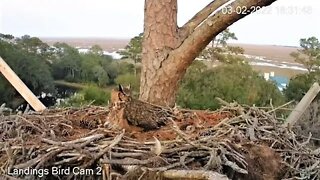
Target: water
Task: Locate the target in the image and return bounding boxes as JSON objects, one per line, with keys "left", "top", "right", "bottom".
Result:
{"left": 270, "top": 75, "right": 289, "bottom": 91}
{"left": 15, "top": 84, "right": 79, "bottom": 111}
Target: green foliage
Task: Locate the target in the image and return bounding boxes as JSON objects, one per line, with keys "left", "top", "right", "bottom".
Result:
{"left": 226, "top": 46, "right": 245, "bottom": 54}
{"left": 0, "top": 34, "right": 140, "bottom": 108}
{"left": 200, "top": 29, "right": 244, "bottom": 64}
{"left": 285, "top": 36, "right": 320, "bottom": 102}
{"left": 52, "top": 43, "right": 115, "bottom": 86}
{"left": 60, "top": 85, "right": 111, "bottom": 107}
{"left": 16, "top": 35, "right": 54, "bottom": 60}
{"left": 219, "top": 54, "right": 247, "bottom": 65}
{"left": 82, "top": 85, "right": 110, "bottom": 105}
{"left": 177, "top": 62, "right": 284, "bottom": 110}
{"left": 117, "top": 62, "right": 136, "bottom": 75}
{"left": 119, "top": 33, "right": 143, "bottom": 63}
{"left": 52, "top": 43, "right": 82, "bottom": 81}
{"left": 115, "top": 73, "right": 140, "bottom": 96}
{"left": 0, "top": 38, "right": 55, "bottom": 97}
{"left": 118, "top": 34, "right": 143, "bottom": 76}
{"left": 284, "top": 72, "right": 319, "bottom": 101}
{"left": 0, "top": 33, "right": 289, "bottom": 112}
{"left": 89, "top": 45, "right": 104, "bottom": 55}
{"left": 92, "top": 65, "right": 110, "bottom": 86}
{"left": 0, "top": 33, "right": 14, "bottom": 40}
{"left": 103, "top": 61, "right": 119, "bottom": 84}
{"left": 290, "top": 36, "right": 320, "bottom": 72}
{"left": 58, "top": 93, "right": 87, "bottom": 107}
{"left": 215, "top": 28, "right": 238, "bottom": 47}
{"left": 0, "top": 76, "right": 15, "bottom": 103}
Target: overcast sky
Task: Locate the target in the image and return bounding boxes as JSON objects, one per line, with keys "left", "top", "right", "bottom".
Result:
{"left": 0, "top": 0, "right": 319, "bottom": 46}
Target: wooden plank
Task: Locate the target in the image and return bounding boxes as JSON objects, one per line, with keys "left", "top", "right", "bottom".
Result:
{"left": 0, "top": 56, "right": 46, "bottom": 111}
{"left": 283, "top": 82, "right": 320, "bottom": 129}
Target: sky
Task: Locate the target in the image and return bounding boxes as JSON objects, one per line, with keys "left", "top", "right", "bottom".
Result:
{"left": 0, "top": 0, "right": 319, "bottom": 46}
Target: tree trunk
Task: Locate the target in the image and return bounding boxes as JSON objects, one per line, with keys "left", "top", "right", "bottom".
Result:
{"left": 140, "top": 0, "right": 179, "bottom": 106}
{"left": 140, "top": 0, "right": 278, "bottom": 107}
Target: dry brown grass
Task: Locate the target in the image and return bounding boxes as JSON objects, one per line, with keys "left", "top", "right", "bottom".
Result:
{"left": 41, "top": 38, "right": 299, "bottom": 62}
{"left": 232, "top": 43, "right": 300, "bottom": 63}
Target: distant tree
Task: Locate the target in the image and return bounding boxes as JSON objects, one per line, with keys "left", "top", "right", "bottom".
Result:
{"left": 0, "top": 37, "right": 55, "bottom": 107}
{"left": 177, "top": 62, "right": 284, "bottom": 110}
{"left": 284, "top": 72, "right": 319, "bottom": 102}
{"left": 214, "top": 28, "right": 238, "bottom": 48}
{"left": 290, "top": 36, "right": 320, "bottom": 72}
{"left": 226, "top": 46, "right": 245, "bottom": 55}
{"left": 92, "top": 65, "right": 110, "bottom": 86}
{"left": 89, "top": 45, "right": 104, "bottom": 56}
{"left": 16, "top": 35, "right": 52, "bottom": 58}
{"left": 119, "top": 33, "right": 143, "bottom": 76}
{"left": 52, "top": 43, "right": 82, "bottom": 81}
{"left": 0, "top": 33, "right": 14, "bottom": 40}
{"left": 117, "top": 61, "right": 136, "bottom": 75}
{"left": 79, "top": 52, "right": 113, "bottom": 86}
{"left": 200, "top": 28, "right": 244, "bottom": 63}
{"left": 103, "top": 61, "right": 119, "bottom": 84}
{"left": 284, "top": 37, "right": 320, "bottom": 102}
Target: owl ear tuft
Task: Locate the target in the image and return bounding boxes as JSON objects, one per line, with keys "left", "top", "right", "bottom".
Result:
{"left": 118, "top": 84, "right": 124, "bottom": 93}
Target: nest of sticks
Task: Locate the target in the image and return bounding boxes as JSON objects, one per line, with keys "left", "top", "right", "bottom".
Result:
{"left": 0, "top": 101, "right": 319, "bottom": 180}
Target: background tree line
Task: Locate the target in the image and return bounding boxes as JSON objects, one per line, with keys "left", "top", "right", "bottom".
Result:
{"left": 1, "top": 33, "right": 319, "bottom": 110}
{"left": 0, "top": 34, "right": 139, "bottom": 108}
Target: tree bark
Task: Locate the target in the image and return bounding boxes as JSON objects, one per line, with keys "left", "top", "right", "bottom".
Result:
{"left": 140, "top": 0, "right": 179, "bottom": 106}
{"left": 140, "top": 0, "right": 278, "bottom": 106}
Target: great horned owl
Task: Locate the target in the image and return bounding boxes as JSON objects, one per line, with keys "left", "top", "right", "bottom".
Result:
{"left": 111, "top": 84, "right": 171, "bottom": 131}
{"left": 110, "top": 84, "right": 131, "bottom": 105}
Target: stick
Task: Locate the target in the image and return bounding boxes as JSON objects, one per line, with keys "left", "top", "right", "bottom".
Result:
{"left": 266, "top": 100, "right": 294, "bottom": 114}
{"left": 82, "top": 130, "right": 125, "bottom": 168}
{"left": 42, "top": 134, "right": 105, "bottom": 146}
{"left": 215, "top": 97, "right": 230, "bottom": 106}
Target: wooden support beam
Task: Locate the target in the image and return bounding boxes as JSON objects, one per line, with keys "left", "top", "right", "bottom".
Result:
{"left": 283, "top": 82, "right": 320, "bottom": 129}
{"left": 0, "top": 56, "right": 46, "bottom": 111}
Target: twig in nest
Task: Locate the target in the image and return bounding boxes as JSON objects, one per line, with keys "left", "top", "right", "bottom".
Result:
{"left": 53, "top": 156, "right": 81, "bottom": 166}
{"left": 14, "top": 148, "right": 65, "bottom": 169}
{"left": 0, "top": 174, "right": 21, "bottom": 180}
{"left": 148, "top": 158, "right": 195, "bottom": 171}
{"left": 180, "top": 152, "right": 192, "bottom": 169}
{"left": 215, "top": 97, "right": 230, "bottom": 106}
{"left": 13, "top": 155, "right": 43, "bottom": 169}
{"left": 17, "top": 115, "right": 44, "bottom": 133}
{"left": 169, "top": 118, "right": 212, "bottom": 151}
{"left": 266, "top": 100, "right": 294, "bottom": 114}
{"left": 101, "top": 157, "right": 158, "bottom": 165}
{"left": 82, "top": 130, "right": 125, "bottom": 168}
{"left": 41, "top": 134, "right": 105, "bottom": 147}
{"left": 299, "top": 132, "right": 312, "bottom": 147}
{"left": 35, "top": 149, "right": 64, "bottom": 169}
{"left": 204, "top": 150, "right": 221, "bottom": 171}
{"left": 221, "top": 154, "right": 248, "bottom": 174}
{"left": 248, "top": 118, "right": 258, "bottom": 141}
